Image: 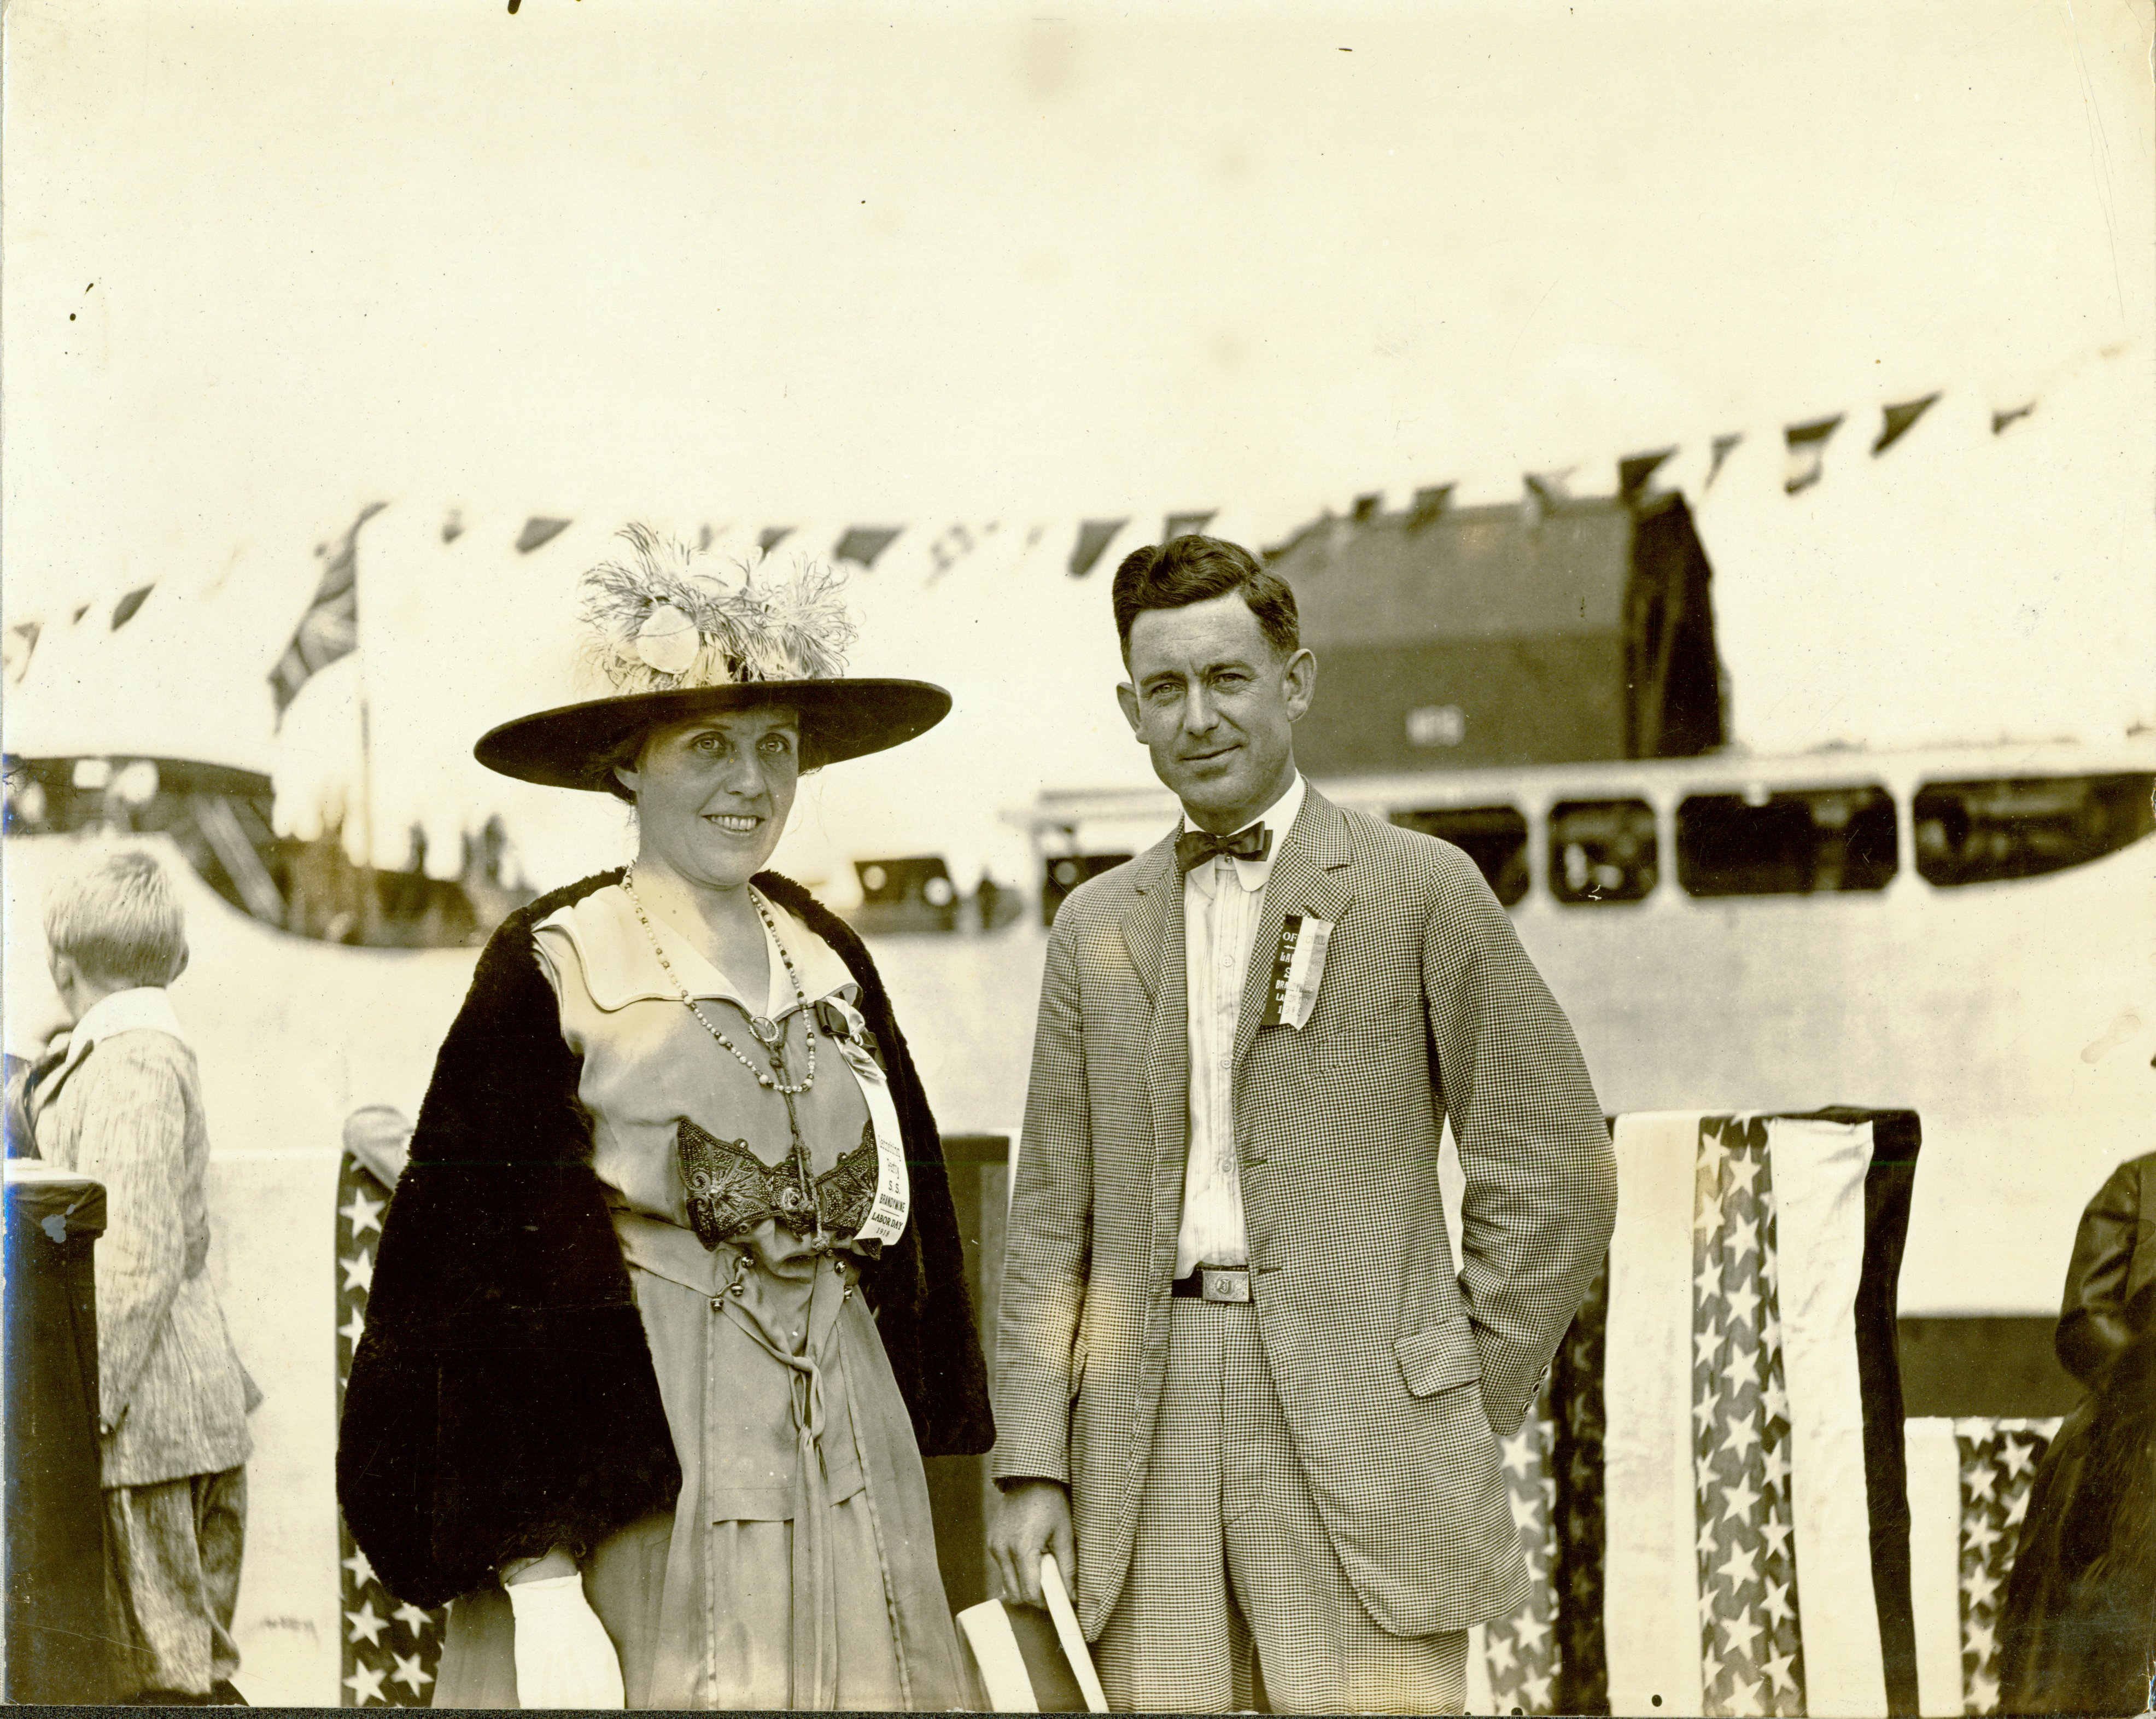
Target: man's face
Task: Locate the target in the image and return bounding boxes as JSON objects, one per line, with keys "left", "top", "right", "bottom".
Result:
{"left": 1117, "top": 592, "right": 1314, "bottom": 835}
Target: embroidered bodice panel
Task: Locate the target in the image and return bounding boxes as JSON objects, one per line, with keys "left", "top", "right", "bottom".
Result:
{"left": 678, "top": 1117, "right": 879, "bottom": 1248}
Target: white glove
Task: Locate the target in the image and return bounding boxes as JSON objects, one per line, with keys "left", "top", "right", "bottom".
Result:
{"left": 505, "top": 1572, "right": 625, "bottom": 1709}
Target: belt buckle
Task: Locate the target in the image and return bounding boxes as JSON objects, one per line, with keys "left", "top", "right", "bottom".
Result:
{"left": 1199, "top": 1266, "right": 1251, "bottom": 1304}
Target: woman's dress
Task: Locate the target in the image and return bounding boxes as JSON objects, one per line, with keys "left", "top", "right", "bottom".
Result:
{"left": 431, "top": 883, "right": 975, "bottom": 1710}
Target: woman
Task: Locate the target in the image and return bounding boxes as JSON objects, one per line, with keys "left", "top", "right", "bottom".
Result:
{"left": 337, "top": 527, "right": 993, "bottom": 1710}
{"left": 1997, "top": 1140, "right": 2155, "bottom": 1716}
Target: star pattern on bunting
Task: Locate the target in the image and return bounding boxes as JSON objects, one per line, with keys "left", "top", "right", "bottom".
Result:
{"left": 337, "top": 1150, "right": 448, "bottom": 1707}
{"left": 1691, "top": 1117, "right": 1805, "bottom": 1718}
{"left": 1547, "top": 1255, "right": 1610, "bottom": 1714}
{"left": 1953, "top": 1417, "right": 2060, "bottom": 1716}
{"left": 1480, "top": 1380, "right": 1564, "bottom": 1714}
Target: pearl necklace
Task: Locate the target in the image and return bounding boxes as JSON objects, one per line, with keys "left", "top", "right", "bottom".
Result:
{"left": 619, "top": 867, "right": 818, "bottom": 1097}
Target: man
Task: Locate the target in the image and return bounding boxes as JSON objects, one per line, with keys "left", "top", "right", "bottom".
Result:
{"left": 988, "top": 534, "right": 1617, "bottom": 1714}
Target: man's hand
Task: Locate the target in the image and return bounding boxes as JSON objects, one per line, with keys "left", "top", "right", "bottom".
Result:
{"left": 988, "top": 1480, "right": 1074, "bottom": 1609}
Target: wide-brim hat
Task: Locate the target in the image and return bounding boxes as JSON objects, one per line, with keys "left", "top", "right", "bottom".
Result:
{"left": 472, "top": 524, "right": 951, "bottom": 796}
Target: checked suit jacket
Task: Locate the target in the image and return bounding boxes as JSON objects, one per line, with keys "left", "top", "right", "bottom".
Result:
{"left": 994, "top": 785, "right": 1617, "bottom": 1640}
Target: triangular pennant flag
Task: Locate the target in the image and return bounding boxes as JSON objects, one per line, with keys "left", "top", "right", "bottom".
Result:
{"left": 1619, "top": 449, "right": 1678, "bottom": 500}
{"left": 1164, "top": 510, "right": 1216, "bottom": 540}
{"left": 1783, "top": 416, "right": 1843, "bottom": 494}
{"left": 271, "top": 501, "right": 387, "bottom": 720}
{"left": 1523, "top": 473, "right": 1572, "bottom": 524}
{"left": 1408, "top": 485, "right": 1454, "bottom": 528}
{"left": 71, "top": 603, "right": 91, "bottom": 625}
{"left": 1991, "top": 402, "right": 2035, "bottom": 435}
{"left": 926, "top": 522, "right": 979, "bottom": 579}
{"left": 757, "top": 526, "right": 794, "bottom": 553}
{"left": 110, "top": 584, "right": 155, "bottom": 630}
{"left": 1707, "top": 434, "right": 1744, "bottom": 489}
{"left": 515, "top": 516, "right": 571, "bottom": 555}
{"left": 4, "top": 619, "right": 42, "bottom": 683}
{"left": 833, "top": 526, "right": 902, "bottom": 568}
{"left": 1068, "top": 519, "right": 1126, "bottom": 579}
{"left": 1873, "top": 394, "right": 1939, "bottom": 456}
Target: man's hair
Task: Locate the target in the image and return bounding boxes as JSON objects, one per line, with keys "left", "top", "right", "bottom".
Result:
{"left": 43, "top": 851, "right": 188, "bottom": 988}
{"left": 1111, "top": 534, "right": 1301, "bottom": 662}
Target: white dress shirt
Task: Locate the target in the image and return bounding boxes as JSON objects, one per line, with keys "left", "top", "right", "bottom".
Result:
{"left": 1175, "top": 771, "right": 1306, "bottom": 1277}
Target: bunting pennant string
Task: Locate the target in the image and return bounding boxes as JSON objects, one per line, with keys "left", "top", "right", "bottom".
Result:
{"left": 1873, "top": 394, "right": 1939, "bottom": 455}
{"left": 110, "top": 585, "right": 155, "bottom": 630}
{"left": 833, "top": 526, "right": 902, "bottom": 568}
{"left": 1068, "top": 518, "right": 1126, "bottom": 579}
{"left": 1619, "top": 449, "right": 1678, "bottom": 500}
{"left": 1783, "top": 416, "right": 1843, "bottom": 495}
{"left": 1408, "top": 484, "right": 1455, "bottom": 526}
{"left": 3, "top": 620, "right": 42, "bottom": 685}
{"left": 11, "top": 346, "right": 2136, "bottom": 711}
{"left": 512, "top": 516, "right": 570, "bottom": 555}
{"left": 1707, "top": 433, "right": 1745, "bottom": 489}
{"left": 925, "top": 521, "right": 980, "bottom": 579}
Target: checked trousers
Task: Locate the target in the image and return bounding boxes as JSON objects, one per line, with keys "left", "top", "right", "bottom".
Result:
{"left": 1091, "top": 1300, "right": 1467, "bottom": 1715}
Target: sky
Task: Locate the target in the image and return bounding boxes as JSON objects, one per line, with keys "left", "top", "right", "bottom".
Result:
{"left": 3, "top": 0, "right": 2152, "bottom": 883}
{"left": 6, "top": 0, "right": 2150, "bottom": 617}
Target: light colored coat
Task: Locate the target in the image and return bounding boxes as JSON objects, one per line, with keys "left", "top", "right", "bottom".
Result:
{"left": 995, "top": 787, "right": 1617, "bottom": 1639}
{"left": 32, "top": 999, "right": 254, "bottom": 1488}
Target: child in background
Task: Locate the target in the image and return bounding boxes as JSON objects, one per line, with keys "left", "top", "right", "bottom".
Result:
{"left": 28, "top": 852, "right": 257, "bottom": 1705}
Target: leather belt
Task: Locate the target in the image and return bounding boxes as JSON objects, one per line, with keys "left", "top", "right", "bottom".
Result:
{"left": 1171, "top": 1265, "right": 1252, "bottom": 1303}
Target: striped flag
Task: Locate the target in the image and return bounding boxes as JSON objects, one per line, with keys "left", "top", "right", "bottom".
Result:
{"left": 1903, "top": 1416, "right": 2061, "bottom": 1716}
{"left": 1466, "top": 1385, "right": 1563, "bottom": 1714}
{"left": 1465, "top": 1110, "right": 1920, "bottom": 1717}
{"left": 336, "top": 1149, "right": 448, "bottom": 1706}
{"left": 270, "top": 503, "right": 384, "bottom": 720}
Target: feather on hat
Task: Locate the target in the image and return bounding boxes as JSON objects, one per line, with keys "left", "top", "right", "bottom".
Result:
{"left": 475, "top": 526, "right": 949, "bottom": 795}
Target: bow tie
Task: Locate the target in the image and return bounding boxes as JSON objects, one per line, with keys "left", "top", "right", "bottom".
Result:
{"left": 1176, "top": 823, "right": 1273, "bottom": 873}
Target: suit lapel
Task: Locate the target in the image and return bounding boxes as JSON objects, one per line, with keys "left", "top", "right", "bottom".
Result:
{"left": 1231, "top": 788, "right": 1356, "bottom": 1073}
{"left": 1117, "top": 835, "right": 1178, "bottom": 1006}
{"left": 1119, "top": 834, "right": 1194, "bottom": 1268}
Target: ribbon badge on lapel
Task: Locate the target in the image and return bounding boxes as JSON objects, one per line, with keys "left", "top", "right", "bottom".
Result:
{"left": 814, "top": 992, "right": 910, "bottom": 1247}
{"left": 1259, "top": 914, "right": 1333, "bottom": 1031}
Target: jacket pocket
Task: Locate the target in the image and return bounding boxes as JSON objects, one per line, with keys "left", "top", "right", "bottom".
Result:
{"left": 1394, "top": 1316, "right": 1483, "bottom": 1398}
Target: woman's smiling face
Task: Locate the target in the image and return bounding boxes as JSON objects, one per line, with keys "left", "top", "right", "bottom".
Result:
{"left": 614, "top": 706, "right": 801, "bottom": 891}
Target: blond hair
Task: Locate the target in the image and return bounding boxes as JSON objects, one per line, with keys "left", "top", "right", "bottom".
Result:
{"left": 42, "top": 851, "right": 188, "bottom": 988}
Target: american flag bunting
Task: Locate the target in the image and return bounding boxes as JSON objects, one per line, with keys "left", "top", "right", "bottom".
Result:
{"left": 337, "top": 1152, "right": 447, "bottom": 1706}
